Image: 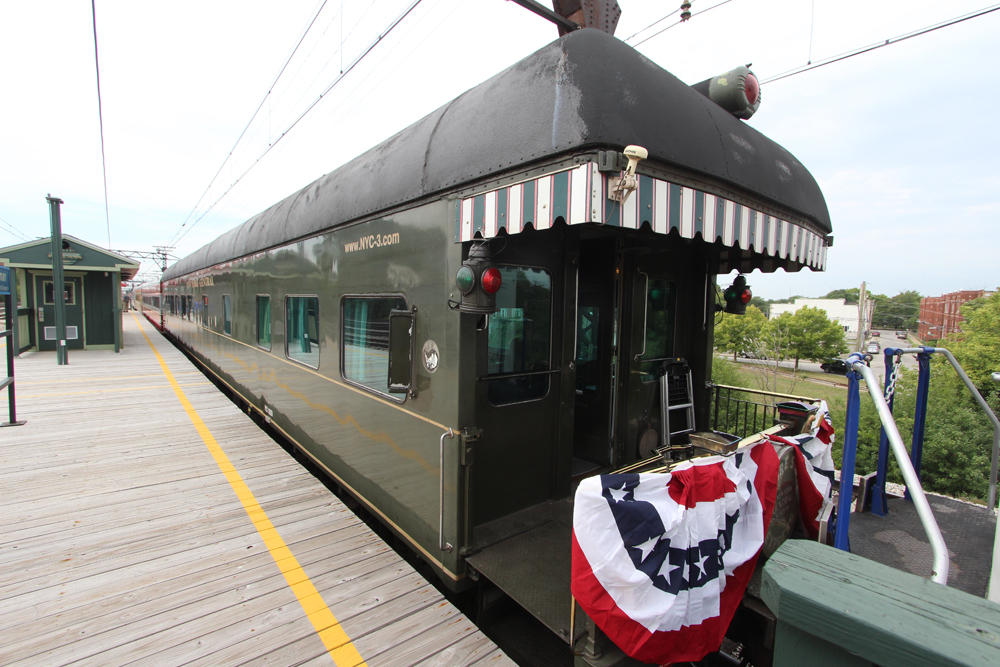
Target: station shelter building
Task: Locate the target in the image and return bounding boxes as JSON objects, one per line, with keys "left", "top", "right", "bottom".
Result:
{"left": 0, "top": 235, "right": 140, "bottom": 354}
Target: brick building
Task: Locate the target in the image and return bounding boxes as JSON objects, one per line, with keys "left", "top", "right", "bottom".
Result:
{"left": 918, "top": 290, "right": 987, "bottom": 341}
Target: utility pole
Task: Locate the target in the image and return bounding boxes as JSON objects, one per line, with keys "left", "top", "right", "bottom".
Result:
{"left": 856, "top": 281, "right": 867, "bottom": 352}
{"left": 153, "top": 246, "right": 175, "bottom": 272}
{"left": 46, "top": 195, "right": 68, "bottom": 365}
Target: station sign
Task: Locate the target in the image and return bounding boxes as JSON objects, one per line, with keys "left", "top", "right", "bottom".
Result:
{"left": 0, "top": 266, "right": 10, "bottom": 296}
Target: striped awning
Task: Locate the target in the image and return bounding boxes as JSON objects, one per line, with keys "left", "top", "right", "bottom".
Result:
{"left": 456, "top": 163, "right": 829, "bottom": 273}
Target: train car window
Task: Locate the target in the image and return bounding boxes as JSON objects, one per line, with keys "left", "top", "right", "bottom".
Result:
{"left": 223, "top": 295, "right": 232, "bottom": 336}
{"left": 286, "top": 296, "right": 320, "bottom": 368}
{"left": 639, "top": 278, "right": 678, "bottom": 383}
{"left": 486, "top": 266, "right": 552, "bottom": 406}
{"left": 187, "top": 295, "right": 193, "bottom": 321}
{"left": 342, "top": 295, "right": 407, "bottom": 397}
{"left": 202, "top": 295, "right": 208, "bottom": 327}
{"left": 256, "top": 295, "right": 271, "bottom": 350}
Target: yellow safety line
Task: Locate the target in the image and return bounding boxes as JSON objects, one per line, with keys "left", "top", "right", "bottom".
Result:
{"left": 131, "top": 313, "right": 368, "bottom": 667}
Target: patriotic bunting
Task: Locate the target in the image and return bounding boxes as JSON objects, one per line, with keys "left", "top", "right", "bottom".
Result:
{"left": 766, "top": 400, "right": 836, "bottom": 538}
{"left": 571, "top": 440, "right": 779, "bottom": 664}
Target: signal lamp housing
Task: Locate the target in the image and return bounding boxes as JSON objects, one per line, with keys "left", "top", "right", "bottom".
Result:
{"left": 723, "top": 275, "right": 752, "bottom": 315}
{"left": 455, "top": 241, "right": 501, "bottom": 314}
{"left": 691, "top": 65, "right": 762, "bottom": 120}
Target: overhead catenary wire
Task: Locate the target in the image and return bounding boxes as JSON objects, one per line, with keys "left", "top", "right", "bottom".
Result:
{"left": 628, "top": 0, "right": 735, "bottom": 47}
{"left": 171, "top": 0, "right": 333, "bottom": 246}
{"left": 173, "top": 0, "right": 424, "bottom": 249}
{"left": 181, "top": 0, "right": 455, "bottom": 246}
{"left": 761, "top": 2, "right": 1000, "bottom": 84}
{"left": 90, "top": 0, "right": 112, "bottom": 249}
{"left": 0, "top": 214, "right": 31, "bottom": 243}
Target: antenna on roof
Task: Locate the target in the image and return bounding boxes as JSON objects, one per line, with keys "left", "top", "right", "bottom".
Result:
{"left": 509, "top": 0, "right": 621, "bottom": 36}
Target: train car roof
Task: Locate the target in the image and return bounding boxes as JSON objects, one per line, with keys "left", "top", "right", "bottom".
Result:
{"left": 165, "top": 28, "right": 830, "bottom": 280}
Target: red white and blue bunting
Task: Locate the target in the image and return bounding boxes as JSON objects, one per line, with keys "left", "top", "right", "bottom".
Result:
{"left": 571, "top": 440, "right": 779, "bottom": 664}
{"left": 457, "top": 163, "right": 828, "bottom": 272}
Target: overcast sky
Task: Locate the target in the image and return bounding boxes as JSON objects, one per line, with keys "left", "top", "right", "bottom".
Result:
{"left": 1, "top": 0, "right": 997, "bottom": 300}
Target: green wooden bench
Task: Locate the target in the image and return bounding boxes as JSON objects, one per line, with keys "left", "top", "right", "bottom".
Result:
{"left": 761, "top": 540, "right": 1000, "bottom": 667}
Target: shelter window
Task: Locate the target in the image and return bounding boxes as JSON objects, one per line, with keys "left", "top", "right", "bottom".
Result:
{"left": 43, "top": 281, "right": 76, "bottom": 306}
{"left": 15, "top": 269, "right": 26, "bottom": 307}
{"left": 257, "top": 295, "right": 271, "bottom": 350}
{"left": 223, "top": 295, "right": 232, "bottom": 336}
{"left": 639, "top": 278, "right": 677, "bottom": 383}
{"left": 342, "top": 295, "right": 406, "bottom": 397}
{"left": 286, "top": 296, "right": 320, "bottom": 369}
{"left": 486, "top": 266, "right": 552, "bottom": 406}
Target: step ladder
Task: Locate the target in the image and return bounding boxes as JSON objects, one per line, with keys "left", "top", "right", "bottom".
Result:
{"left": 659, "top": 359, "right": 695, "bottom": 447}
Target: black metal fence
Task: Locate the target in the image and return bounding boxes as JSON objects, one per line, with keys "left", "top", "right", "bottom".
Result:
{"left": 708, "top": 383, "right": 820, "bottom": 439}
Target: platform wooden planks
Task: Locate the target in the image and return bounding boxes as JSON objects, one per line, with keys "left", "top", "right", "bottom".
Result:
{"left": 0, "top": 314, "right": 513, "bottom": 667}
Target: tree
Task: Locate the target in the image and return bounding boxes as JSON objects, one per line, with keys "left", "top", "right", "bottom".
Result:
{"left": 748, "top": 296, "right": 770, "bottom": 317}
{"left": 784, "top": 305, "right": 849, "bottom": 370}
{"left": 713, "top": 305, "right": 767, "bottom": 360}
{"left": 871, "top": 290, "right": 922, "bottom": 330}
{"left": 824, "top": 287, "right": 860, "bottom": 303}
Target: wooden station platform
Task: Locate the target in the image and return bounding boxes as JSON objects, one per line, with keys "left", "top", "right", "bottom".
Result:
{"left": 0, "top": 313, "right": 514, "bottom": 667}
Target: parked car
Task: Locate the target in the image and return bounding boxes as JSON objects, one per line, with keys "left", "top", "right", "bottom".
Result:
{"left": 821, "top": 359, "right": 850, "bottom": 374}
{"left": 896, "top": 331, "right": 907, "bottom": 339}
{"left": 739, "top": 350, "right": 768, "bottom": 360}
{"left": 871, "top": 331, "right": 880, "bottom": 337}
{"left": 867, "top": 341, "right": 881, "bottom": 354}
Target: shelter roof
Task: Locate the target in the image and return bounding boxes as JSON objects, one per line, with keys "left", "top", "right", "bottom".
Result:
{"left": 0, "top": 234, "right": 141, "bottom": 280}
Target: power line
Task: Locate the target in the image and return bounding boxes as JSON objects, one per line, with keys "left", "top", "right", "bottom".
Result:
{"left": 181, "top": 0, "right": 450, "bottom": 246}
{"left": 91, "top": 0, "right": 112, "bottom": 249}
{"left": 173, "top": 0, "right": 424, "bottom": 249}
{"left": 761, "top": 3, "right": 1000, "bottom": 84}
{"left": 622, "top": 8, "right": 679, "bottom": 43}
{"left": 0, "top": 214, "right": 31, "bottom": 243}
{"left": 171, "top": 0, "right": 333, "bottom": 246}
{"left": 629, "top": 0, "right": 735, "bottom": 47}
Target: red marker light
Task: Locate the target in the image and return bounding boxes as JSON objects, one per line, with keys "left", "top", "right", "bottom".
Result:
{"left": 481, "top": 267, "right": 502, "bottom": 294}
{"left": 744, "top": 73, "right": 759, "bottom": 106}
{"left": 740, "top": 288, "right": 752, "bottom": 304}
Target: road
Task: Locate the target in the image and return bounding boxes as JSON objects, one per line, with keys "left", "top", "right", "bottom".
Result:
{"left": 721, "top": 329, "right": 922, "bottom": 389}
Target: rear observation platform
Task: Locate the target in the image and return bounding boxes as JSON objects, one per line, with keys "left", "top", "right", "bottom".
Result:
{"left": 0, "top": 313, "right": 513, "bottom": 666}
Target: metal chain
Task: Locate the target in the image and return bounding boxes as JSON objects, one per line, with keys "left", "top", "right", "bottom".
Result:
{"left": 885, "top": 352, "right": 903, "bottom": 402}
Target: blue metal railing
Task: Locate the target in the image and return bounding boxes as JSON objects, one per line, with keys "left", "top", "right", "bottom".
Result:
{"left": 837, "top": 352, "right": 948, "bottom": 584}
{"left": 870, "top": 347, "right": 1000, "bottom": 514}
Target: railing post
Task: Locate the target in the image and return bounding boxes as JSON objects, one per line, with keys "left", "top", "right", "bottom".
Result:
{"left": 835, "top": 353, "right": 865, "bottom": 552}
{"left": 905, "top": 350, "right": 932, "bottom": 502}
{"left": 712, "top": 384, "right": 720, "bottom": 431}
{"left": 872, "top": 350, "right": 896, "bottom": 516}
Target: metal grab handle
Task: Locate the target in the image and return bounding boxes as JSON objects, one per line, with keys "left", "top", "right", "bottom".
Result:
{"left": 633, "top": 270, "right": 649, "bottom": 361}
{"left": 850, "top": 356, "right": 949, "bottom": 584}
{"left": 439, "top": 428, "right": 455, "bottom": 553}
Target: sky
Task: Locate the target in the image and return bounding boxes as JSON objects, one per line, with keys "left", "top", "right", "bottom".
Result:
{"left": 1, "top": 0, "right": 998, "bottom": 300}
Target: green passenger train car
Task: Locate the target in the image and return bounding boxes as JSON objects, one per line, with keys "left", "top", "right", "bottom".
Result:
{"left": 157, "top": 29, "right": 831, "bottom": 659}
